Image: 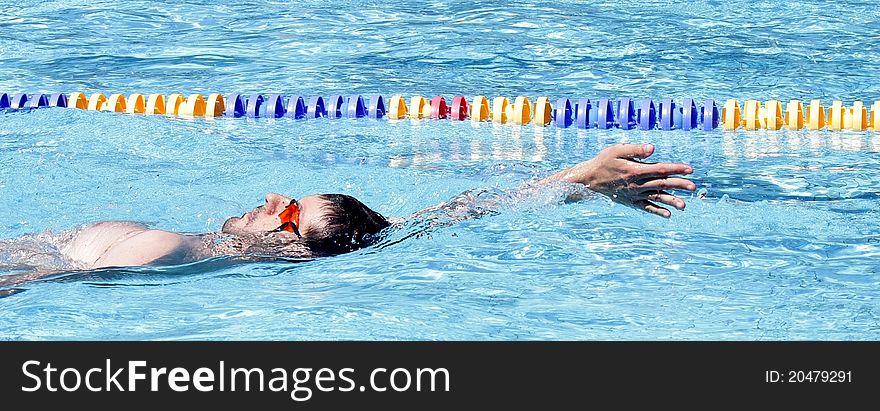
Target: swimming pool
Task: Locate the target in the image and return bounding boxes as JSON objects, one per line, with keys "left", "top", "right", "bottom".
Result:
{"left": 1, "top": 0, "right": 879, "bottom": 340}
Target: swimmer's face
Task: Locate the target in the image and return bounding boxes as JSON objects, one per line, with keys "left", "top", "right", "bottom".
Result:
{"left": 221, "top": 193, "right": 327, "bottom": 237}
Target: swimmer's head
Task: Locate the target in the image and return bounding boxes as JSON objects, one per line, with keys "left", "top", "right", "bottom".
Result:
{"left": 221, "top": 193, "right": 390, "bottom": 257}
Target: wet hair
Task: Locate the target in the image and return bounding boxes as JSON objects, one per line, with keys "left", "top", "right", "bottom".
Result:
{"left": 301, "top": 194, "right": 391, "bottom": 256}
{"left": 229, "top": 194, "right": 390, "bottom": 260}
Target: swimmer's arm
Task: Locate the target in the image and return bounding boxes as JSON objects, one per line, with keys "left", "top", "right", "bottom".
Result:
{"left": 400, "top": 188, "right": 503, "bottom": 227}
{"left": 399, "top": 144, "right": 696, "bottom": 226}
{"left": 535, "top": 143, "right": 696, "bottom": 218}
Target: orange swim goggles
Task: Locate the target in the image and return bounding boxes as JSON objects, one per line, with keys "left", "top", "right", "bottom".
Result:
{"left": 273, "top": 199, "right": 301, "bottom": 238}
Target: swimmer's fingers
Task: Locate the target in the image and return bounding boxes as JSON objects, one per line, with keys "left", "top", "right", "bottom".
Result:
{"left": 634, "top": 178, "right": 697, "bottom": 192}
{"left": 644, "top": 191, "right": 686, "bottom": 210}
{"left": 606, "top": 143, "right": 655, "bottom": 160}
{"left": 633, "top": 199, "right": 671, "bottom": 218}
{"left": 631, "top": 162, "right": 694, "bottom": 179}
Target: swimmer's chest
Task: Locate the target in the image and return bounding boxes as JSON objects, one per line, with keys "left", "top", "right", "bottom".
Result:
{"left": 60, "top": 221, "right": 149, "bottom": 267}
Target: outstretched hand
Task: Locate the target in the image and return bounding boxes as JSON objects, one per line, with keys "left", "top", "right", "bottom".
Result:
{"left": 544, "top": 143, "right": 696, "bottom": 218}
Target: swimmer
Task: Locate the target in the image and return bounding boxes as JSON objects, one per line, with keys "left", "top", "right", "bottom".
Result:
{"left": 0, "top": 143, "right": 694, "bottom": 290}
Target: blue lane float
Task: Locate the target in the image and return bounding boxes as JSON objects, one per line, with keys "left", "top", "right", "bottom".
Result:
{"left": 617, "top": 98, "right": 636, "bottom": 130}
{"left": 368, "top": 95, "right": 386, "bottom": 119}
{"left": 554, "top": 98, "right": 573, "bottom": 128}
{"left": 638, "top": 99, "right": 657, "bottom": 130}
{"left": 0, "top": 93, "right": 8, "bottom": 109}
{"left": 681, "top": 98, "right": 698, "bottom": 131}
{"left": 326, "top": 95, "right": 344, "bottom": 119}
{"left": 596, "top": 98, "right": 615, "bottom": 129}
{"left": 589, "top": 101, "right": 599, "bottom": 128}
{"left": 659, "top": 98, "right": 676, "bottom": 131}
{"left": 701, "top": 99, "right": 719, "bottom": 131}
{"left": 246, "top": 94, "right": 266, "bottom": 118}
{"left": 345, "top": 95, "right": 366, "bottom": 119}
{"left": 575, "top": 98, "right": 592, "bottom": 129}
{"left": 262, "top": 94, "right": 286, "bottom": 118}
{"left": 673, "top": 101, "right": 684, "bottom": 130}
{"left": 225, "top": 94, "right": 246, "bottom": 118}
{"left": 307, "top": 96, "right": 326, "bottom": 119}
{"left": 49, "top": 93, "right": 68, "bottom": 108}
{"left": 286, "top": 95, "right": 306, "bottom": 119}
{"left": 28, "top": 94, "right": 49, "bottom": 109}
{"left": 11, "top": 93, "right": 29, "bottom": 109}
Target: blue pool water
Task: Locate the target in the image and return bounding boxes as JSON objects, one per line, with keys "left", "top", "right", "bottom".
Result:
{"left": 1, "top": 0, "right": 879, "bottom": 340}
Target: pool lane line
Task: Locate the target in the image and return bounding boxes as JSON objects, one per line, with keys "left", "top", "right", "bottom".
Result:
{"left": 3, "top": 92, "right": 880, "bottom": 132}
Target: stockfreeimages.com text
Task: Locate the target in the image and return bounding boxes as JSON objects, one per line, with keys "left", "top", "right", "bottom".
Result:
{"left": 22, "top": 360, "right": 450, "bottom": 401}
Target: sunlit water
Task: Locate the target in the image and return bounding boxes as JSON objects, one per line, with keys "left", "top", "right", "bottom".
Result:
{"left": 1, "top": 0, "right": 878, "bottom": 340}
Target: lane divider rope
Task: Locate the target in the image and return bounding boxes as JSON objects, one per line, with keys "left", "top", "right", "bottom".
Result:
{"left": 2, "top": 92, "right": 879, "bottom": 131}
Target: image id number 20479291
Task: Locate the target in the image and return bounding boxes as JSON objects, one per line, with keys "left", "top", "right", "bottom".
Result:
{"left": 765, "top": 370, "right": 852, "bottom": 383}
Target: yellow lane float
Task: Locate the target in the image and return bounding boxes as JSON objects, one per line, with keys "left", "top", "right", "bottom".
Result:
{"left": 743, "top": 100, "right": 761, "bottom": 130}
{"left": 205, "top": 93, "right": 225, "bottom": 118}
{"left": 87, "top": 93, "right": 106, "bottom": 111}
{"left": 844, "top": 101, "right": 866, "bottom": 131}
{"left": 722, "top": 99, "right": 741, "bottom": 131}
{"left": 534, "top": 97, "right": 552, "bottom": 126}
{"left": 764, "top": 100, "right": 783, "bottom": 130}
{"left": 470, "top": 96, "right": 490, "bottom": 122}
{"left": 871, "top": 101, "right": 880, "bottom": 131}
{"left": 386, "top": 95, "right": 407, "bottom": 120}
{"left": 145, "top": 94, "right": 166, "bottom": 115}
{"left": 806, "top": 99, "right": 825, "bottom": 130}
{"left": 785, "top": 100, "right": 804, "bottom": 130}
{"left": 827, "top": 100, "right": 845, "bottom": 131}
{"left": 68, "top": 92, "right": 87, "bottom": 109}
{"left": 512, "top": 96, "right": 532, "bottom": 125}
{"left": 492, "top": 96, "right": 511, "bottom": 124}
{"left": 165, "top": 93, "right": 185, "bottom": 116}
{"left": 180, "top": 94, "right": 206, "bottom": 117}
{"left": 408, "top": 95, "right": 428, "bottom": 119}
{"left": 102, "top": 93, "right": 126, "bottom": 112}
{"left": 125, "top": 94, "right": 146, "bottom": 114}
